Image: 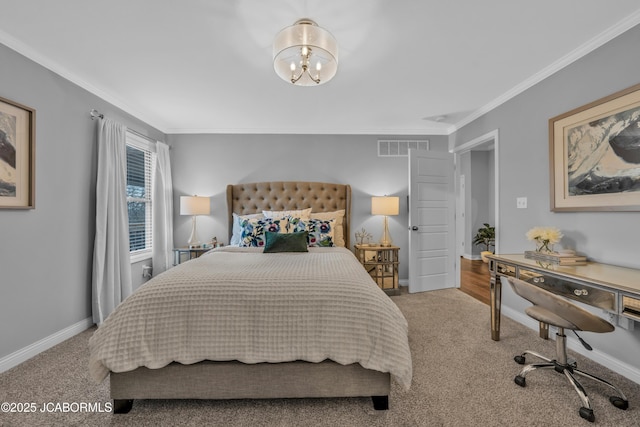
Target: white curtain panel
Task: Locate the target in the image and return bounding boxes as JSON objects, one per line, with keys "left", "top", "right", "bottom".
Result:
{"left": 152, "top": 141, "right": 174, "bottom": 274}
{"left": 92, "top": 118, "right": 132, "bottom": 325}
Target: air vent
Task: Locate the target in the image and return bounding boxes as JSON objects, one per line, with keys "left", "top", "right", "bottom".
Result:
{"left": 378, "top": 140, "right": 429, "bottom": 157}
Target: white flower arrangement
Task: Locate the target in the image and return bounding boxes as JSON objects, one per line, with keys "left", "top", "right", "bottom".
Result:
{"left": 526, "top": 226, "right": 563, "bottom": 252}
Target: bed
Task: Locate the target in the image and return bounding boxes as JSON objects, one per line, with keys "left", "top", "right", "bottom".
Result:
{"left": 89, "top": 181, "right": 412, "bottom": 413}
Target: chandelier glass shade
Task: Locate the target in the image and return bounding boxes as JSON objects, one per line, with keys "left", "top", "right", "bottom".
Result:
{"left": 273, "top": 19, "right": 338, "bottom": 86}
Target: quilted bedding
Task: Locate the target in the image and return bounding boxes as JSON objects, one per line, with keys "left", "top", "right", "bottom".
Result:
{"left": 88, "top": 246, "right": 412, "bottom": 389}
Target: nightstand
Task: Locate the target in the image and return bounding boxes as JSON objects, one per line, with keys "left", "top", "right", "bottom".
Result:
{"left": 354, "top": 244, "right": 400, "bottom": 295}
{"left": 172, "top": 247, "right": 211, "bottom": 266}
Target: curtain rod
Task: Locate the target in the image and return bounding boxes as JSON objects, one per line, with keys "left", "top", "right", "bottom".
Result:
{"left": 89, "top": 109, "right": 160, "bottom": 145}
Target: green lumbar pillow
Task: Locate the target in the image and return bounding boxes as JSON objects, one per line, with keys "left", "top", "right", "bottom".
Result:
{"left": 263, "top": 231, "right": 309, "bottom": 253}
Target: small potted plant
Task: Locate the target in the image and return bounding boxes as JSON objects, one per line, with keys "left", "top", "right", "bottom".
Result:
{"left": 473, "top": 223, "right": 495, "bottom": 263}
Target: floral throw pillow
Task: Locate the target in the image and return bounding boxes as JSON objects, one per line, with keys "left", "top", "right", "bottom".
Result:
{"left": 230, "top": 212, "right": 263, "bottom": 246}
{"left": 240, "top": 217, "right": 286, "bottom": 247}
{"left": 284, "top": 216, "right": 307, "bottom": 234}
{"left": 310, "top": 210, "right": 345, "bottom": 247}
{"left": 306, "top": 218, "right": 335, "bottom": 247}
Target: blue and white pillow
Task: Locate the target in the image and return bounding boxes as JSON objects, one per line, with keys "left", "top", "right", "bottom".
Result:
{"left": 284, "top": 216, "right": 307, "bottom": 234}
{"left": 240, "top": 217, "right": 285, "bottom": 247}
{"left": 306, "top": 218, "right": 335, "bottom": 247}
{"left": 230, "top": 212, "right": 263, "bottom": 246}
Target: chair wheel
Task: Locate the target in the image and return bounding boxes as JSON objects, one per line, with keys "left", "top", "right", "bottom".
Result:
{"left": 514, "top": 355, "right": 526, "bottom": 365}
{"left": 514, "top": 375, "right": 526, "bottom": 387}
{"left": 579, "top": 407, "right": 595, "bottom": 422}
{"left": 609, "top": 396, "right": 629, "bottom": 410}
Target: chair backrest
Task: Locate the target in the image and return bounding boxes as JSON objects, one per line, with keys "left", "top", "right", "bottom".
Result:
{"left": 502, "top": 276, "right": 614, "bottom": 333}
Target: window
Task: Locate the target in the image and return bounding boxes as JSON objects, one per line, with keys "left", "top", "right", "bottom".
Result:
{"left": 126, "top": 132, "right": 156, "bottom": 260}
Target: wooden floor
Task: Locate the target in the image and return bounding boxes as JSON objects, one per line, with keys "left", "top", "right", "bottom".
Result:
{"left": 459, "top": 256, "right": 491, "bottom": 305}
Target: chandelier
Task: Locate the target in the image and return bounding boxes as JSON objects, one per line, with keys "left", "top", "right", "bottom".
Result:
{"left": 273, "top": 19, "right": 338, "bottom": 86}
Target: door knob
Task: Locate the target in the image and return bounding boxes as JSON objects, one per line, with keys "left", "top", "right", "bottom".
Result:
{"left": 411, "top": 226, "right": 419, "bottom": 231}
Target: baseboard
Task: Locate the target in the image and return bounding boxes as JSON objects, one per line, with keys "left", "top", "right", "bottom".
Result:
{"left": 502, "top": 306, "right": 640, "bottom": 385}
{"left": 399, "top": 279, "right": 409, "bottom": 287}
{"left": 462, "top": 253, "right": 482, "bottom": 261}
{"left": 0, "top": 317, "right": 93, "bottom": 373}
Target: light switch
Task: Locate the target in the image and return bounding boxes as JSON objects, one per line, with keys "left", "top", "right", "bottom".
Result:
{"left": 516, "top": 197, "right": 527, "bottom": 209}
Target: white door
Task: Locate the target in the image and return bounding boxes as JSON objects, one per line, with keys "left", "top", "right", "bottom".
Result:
{"left": 408, "top": 149, "right": 455, "bottom": 293}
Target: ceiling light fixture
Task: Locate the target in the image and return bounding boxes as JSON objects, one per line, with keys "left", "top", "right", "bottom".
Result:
{"left": 273, "top": 19, "right": 338, "bottom": 86}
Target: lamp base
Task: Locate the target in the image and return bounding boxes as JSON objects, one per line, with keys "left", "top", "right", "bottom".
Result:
{"left": 187, "top": 216, "right": 200, "bottom": 248}
{"left": 379, "top": 215, "right": 393, "bottom": 247}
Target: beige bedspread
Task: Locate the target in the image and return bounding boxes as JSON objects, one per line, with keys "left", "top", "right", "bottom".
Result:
{"left": 88, "top": 247, "right": 412, "bottom": 389}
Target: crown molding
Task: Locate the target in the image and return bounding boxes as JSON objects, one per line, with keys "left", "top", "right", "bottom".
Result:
{"left": 452, "top": 10, "right": 640, "bottom": 133}
{"left": 0, "top": 28, "right": 168, "bottom": 133}
{"left": 164, "top": 126, "right": 453, "bottom": 136}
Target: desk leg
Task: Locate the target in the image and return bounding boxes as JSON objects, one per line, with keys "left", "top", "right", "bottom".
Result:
{"left": 490, "top": 270, "right": 501, "bottom": 341}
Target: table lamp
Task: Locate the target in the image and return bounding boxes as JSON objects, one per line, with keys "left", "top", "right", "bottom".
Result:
{"left": 371, "top": 196, "right": 399, "bottom": 247}
{"left": 180, "top": 195, "right": 210, "bottom": 248}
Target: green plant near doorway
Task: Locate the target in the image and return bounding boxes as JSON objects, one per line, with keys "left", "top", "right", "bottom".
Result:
{"left": 473, "top": 223, "right": 495, "bottom": 262}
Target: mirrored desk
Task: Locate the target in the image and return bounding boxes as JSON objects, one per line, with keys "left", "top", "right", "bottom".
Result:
{"left": 487, "top": 254, "right": 640, "bottom": 341}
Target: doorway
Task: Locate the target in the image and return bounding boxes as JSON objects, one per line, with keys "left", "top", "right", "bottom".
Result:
{"left": 459, "top": 256, "right": 491, "bottom": 305}
{"left": 453, "top": 130, "right": 499, "bottom": 299}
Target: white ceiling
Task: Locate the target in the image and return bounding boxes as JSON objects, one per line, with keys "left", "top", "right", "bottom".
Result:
{"left": 1, "top": 1, "right": 640, "bottom": 135}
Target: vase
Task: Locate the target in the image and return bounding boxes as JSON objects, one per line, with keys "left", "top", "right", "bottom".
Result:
{"left": 536, "top": 240, "right": 553, "bottom": 253}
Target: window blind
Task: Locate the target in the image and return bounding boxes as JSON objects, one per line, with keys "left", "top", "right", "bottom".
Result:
{"left": 126, "top": 132, "right": 156, "bottom": 255}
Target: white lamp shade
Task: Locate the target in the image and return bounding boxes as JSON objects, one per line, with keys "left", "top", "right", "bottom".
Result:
{"left": 180, "top": 196, "right": 210, "bottom": 216}
{"left": 371, "top": 196, "right": 399, "bottom": 216}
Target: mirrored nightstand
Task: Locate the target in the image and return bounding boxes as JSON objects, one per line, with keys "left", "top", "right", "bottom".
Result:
{"left": 354, "top": 244, "right": 400, "bottom": 295}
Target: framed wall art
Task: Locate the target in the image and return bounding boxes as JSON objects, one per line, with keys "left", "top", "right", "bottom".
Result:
{"left": 0, "top": 96, "right": 35, "bottom": 209}
{"left": 549, "top": 82, "right": 640, "bottom": 211}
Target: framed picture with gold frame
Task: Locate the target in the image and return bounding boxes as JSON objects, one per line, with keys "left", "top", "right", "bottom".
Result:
{"left": 549, "top": 83, "right": 640, "bottom": 212}
{"left": 0, "top": 96, "right": 35, "bottom": 209}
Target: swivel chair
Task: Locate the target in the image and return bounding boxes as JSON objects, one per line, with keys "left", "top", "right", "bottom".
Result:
{"left": 503, "top": 276, "right": 628, "bottom": 423}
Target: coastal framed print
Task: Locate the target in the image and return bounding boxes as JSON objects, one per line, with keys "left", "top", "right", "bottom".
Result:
{"left": 549, "top": 82, "right": 640, "bottom": 212}
{"left": 0, "top": 96, "right": 35, "bottom": 209}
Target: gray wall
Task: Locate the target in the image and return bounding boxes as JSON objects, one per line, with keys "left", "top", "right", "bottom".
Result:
{"left": 470, "top": 151, "right": 493, "bottom": 256}
{"left": 459, "top": 152, "right": 473, "bottom": 257}
{"left": 167, "top": 134, "right": 449, "bottom": 282}
{"left": 460, "top": 150, "right": 495, "bottom": 258}
{"left": 0, "top": 43, "right": 164, "bottom": 360}
{"left": 450, "top": 25, "right": 640, "bottom": 371}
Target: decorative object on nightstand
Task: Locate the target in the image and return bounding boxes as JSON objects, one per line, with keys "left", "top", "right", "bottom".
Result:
{"left": 180, "top": 195, "right": 210, "bottom": 248}
{"left": 371, "top": 196, "right": 399, "bottom": 247}
{"left": 354, "top": 244, "right": 400, "bottom": 295}
{"left": 172, "top": 247, "right": 211, "bottom": 266}
{"left": 354, "top": 228, "right": 373, "bottom": 246}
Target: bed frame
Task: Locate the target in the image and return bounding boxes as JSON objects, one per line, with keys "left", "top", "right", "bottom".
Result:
{"left": 111, "top": 181, "right": 390, "bottom": 413}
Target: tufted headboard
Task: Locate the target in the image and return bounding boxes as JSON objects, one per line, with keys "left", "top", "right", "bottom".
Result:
{"left": 226, "top": 181, "right": 351, "bottom": 247}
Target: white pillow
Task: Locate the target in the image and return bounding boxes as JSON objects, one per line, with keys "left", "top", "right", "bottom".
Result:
{"left": 230, "top": 212, "right": 263, "bottom": 246}
{"left": 262, "top": 208, "right": 312, "bottom": 220}
{"left": 310, "top": 210, "right": 345, "bottom": 247}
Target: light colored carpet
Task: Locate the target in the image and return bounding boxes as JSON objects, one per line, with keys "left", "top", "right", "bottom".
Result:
{"left": 1, "top": 288, "right": 638, "bottom": 426}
